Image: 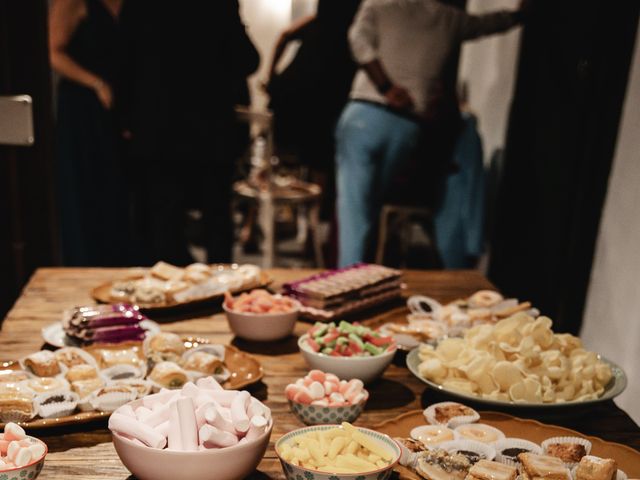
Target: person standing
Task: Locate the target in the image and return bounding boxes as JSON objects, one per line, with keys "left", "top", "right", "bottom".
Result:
{"left": 50, "top": 0, "right": 131, "bottom": 266}
{"left": 336, "top": 0, "right": 528, "bottom": 267}
{"left": 118, "top": 0, "right": 259, "bottom": 265}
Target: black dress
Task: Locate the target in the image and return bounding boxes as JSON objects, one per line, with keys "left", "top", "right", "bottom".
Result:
{"left": 56, "top": 0, "right": 130, "bottom": 266}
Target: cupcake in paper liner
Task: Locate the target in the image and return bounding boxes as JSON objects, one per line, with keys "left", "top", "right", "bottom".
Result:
{"left": 89, "top": 385, "right": 137, "bottom": 412}
{"left": 494, "top": 437, "right": 542, "bottom": 467}
{"left": 410, "top": 424, "right": 460, "bottom": 447}
{"left": 541, "top": 436, "right": 592, "bottom": 468}
{"left": 35, "top": 390, "right": 79, "bottom": 419}
{"left": 109, "top": 378, "right": 153, "bottom": 399}
{"left": 423, "top": 401, "right": 480, "bottom": 428}
{"left": 437, "top": 439, "right": 496, "bottom": 464}
{"left": 394, "top": 438, "right": 420, "bottom": 468}
{"left": 0, "top": 382, "right": 36, "bottom": 423}
{"left": 101, "top": 363, "right": 146, "bottom": 382}
{"left": 571, "top": 461, "right": 627, "bottom": 480}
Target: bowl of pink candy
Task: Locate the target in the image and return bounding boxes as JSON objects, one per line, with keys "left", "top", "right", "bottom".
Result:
{"left": 285, "top": 370, "right": 368, "bottom": 425}
{"left": 109, "top": 376, "right": 272, "bottom": 480}
{"left": 223, "top": 289, "right": 300, "bottom": 342}
{"left": 0, "top": 422, "right": 47, "bottom": 480}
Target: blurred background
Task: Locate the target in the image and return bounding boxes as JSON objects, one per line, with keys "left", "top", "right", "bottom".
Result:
{"left": 0, "top": 0, "right": 639, "bottom": 418}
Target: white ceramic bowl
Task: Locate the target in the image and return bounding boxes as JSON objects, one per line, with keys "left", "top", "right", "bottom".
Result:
{"left": 0, "top": 436, "right": 47, "bottom": 480}
{"left": 223, "top": 297, "right": 300, "bottom": 342}
{"left": 276, "top": 424, "right": 401, "bottom": 480}
{"left": 112, "top": 401, "right": 272, "bottom": 480}
{"left": 298, "top": 334, "right": 396, "bottom": 383}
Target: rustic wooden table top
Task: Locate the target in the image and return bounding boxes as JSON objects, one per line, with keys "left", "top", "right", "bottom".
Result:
{"left": 1, "top": 268, "right": 638, "bottom": 479}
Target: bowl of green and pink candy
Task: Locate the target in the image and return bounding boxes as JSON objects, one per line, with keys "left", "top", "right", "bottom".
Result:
{"left": 298, "top": 321, "right": 397, "bottom": 383}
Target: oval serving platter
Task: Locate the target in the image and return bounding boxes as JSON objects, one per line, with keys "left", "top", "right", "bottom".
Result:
{"left": 374, "top": 410, "right": 640, "bottom": 476}
{"left": 0, "top": 340, "right": 263, "bottom": 429}
{"left": 406, "top": 347, "right": 627, "bottom": 409}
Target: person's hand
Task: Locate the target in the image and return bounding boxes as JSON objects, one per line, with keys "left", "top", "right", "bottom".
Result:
{"left": 94, "top": 79, "right": 114, "bottom": 110}
{"left": 385, "top": 85, "right": 414, "bottom": 111}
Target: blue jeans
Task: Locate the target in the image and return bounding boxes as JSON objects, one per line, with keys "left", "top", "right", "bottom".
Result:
{"left": 335, "top": 101, "right": 421, "bottom": 267}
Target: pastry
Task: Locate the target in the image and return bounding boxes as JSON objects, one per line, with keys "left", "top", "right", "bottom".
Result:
{"left": 411, "top": 425, "right": 456, "bottom": 445}
{"left": 397, "top": 437, "right": 428, "bottom": 453}
{"left": 150, "top": 261, "right": 184, "bottom": 281}
{"left": 434, "top": 404, "right": 475, "bottom": 424}
{"left": 71, "top": 377, "right": 104, "bottom": 399}
{"left": 97, "top": 348, "right": 142, "bottom": 369}
{"left": 0, "top": 392, "right": 34, "bottom": 416}
{"left": 55, "top": 348, "right": 90, "bottom": 368}
{"left": 518, "top": 453, "right": 570, "bottom": 480}
{"left": 467, "top": 459, "right": 517, "bottom": 480}
{"left": 574, "top": 456, "right": 617, "bottom": 480}
{"left": 455, "top": 424, "right": 504, "bottom": 444}
{"left": 149, "top": 362, "right": 188, "bottom": 389}
{"left": 65, "top": 364, "right": 98, "bottom": 382}
{"left": 546, "top": 443, "right": 587, "bottom": 464}
{"left": 182, "top": 351, "right": 225, "bottom": 375}
{"left": 23, "top": 350, "right": 60, "bottom": 377}
{"left": 22, "top": 377, "right": 68, "bottom": 394}
{"left": 63, "top": 304, "right": 147, "bottom": 344}
{"left": 415, "top": 449, "right": 470, "bottom": 480}
{"left": 147, "top": 332, "right": 185, "bottom": 362}
{"left": 0, "top": 369, "right": 30, "bottom": 383}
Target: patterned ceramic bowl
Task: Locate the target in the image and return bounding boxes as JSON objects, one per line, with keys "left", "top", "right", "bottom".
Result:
{"left": 288, "top": 391, "right": 369, "bottom": 425}
{"left": 275, "top": 424, "right": 401, "bottom": 480}
{"left": 0, "top": 436, "right": 47, "bottom": 480}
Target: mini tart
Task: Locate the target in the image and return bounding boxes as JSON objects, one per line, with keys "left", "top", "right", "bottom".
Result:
{"left": 20, "top": 376, "right": 70, "bottom": 395}
{"left": 455, "top": 423, "right": 505, "bottom": 444}
{"left": 54, "top": 347, "right": 97, "bottom": 369}
{"left": 65, "top": 364, "right": 99, "bottom": 382}
{"left": 572, "top": 456, "right": 625, "bottom": 480}
{"left": 424, "top": 401, "right": 480, "bottom": 428}
{"left": 410, "top": 424, "right": 458, "bottom": 446}
{"left": 0, "top": 384, "right": 35, "bottom": 423}
{"left": 438, "top": 439, "right": 497, "bottom": 464}
{"left": 22, "top": 350, "right": 61, "bottom": 377}
{"left": 494, "top": 438, "right": 543, "bottom": 467}
{"left": 416, "top": 449, "right": 471, "bottom": 480}
{"left": 541, "top": 436, "right": 592, "bottom": 467}
{"left": 35, "top": 390, "right": 79, "bottom": 418}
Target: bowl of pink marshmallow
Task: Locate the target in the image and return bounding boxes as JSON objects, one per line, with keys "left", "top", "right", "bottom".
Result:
{"left": 108, "top": 376, "right": 272, "bottom": 480}
{"left": 285, "top": 370, "right": 368, "bottom": 425}
{"left": 0, "top": 422, "right": 47, "bottom": 480}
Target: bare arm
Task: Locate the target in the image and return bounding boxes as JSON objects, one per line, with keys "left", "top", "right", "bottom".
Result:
{"left": 266, "top": 14, "right": 315, "bottom": 83}
{"left": 447, "top": 0, "right": 530, "bottom": 42}
{"left": 49, "top": 0, "right": 113, "bottom": 108}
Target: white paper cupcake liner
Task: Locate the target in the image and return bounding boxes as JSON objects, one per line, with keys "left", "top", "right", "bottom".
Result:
{"left": 100, "top": 363, "right": 146, "bottom": 382}
{"left": 0, "top": 408, "right": 36, "bottom": 424}
{"left": 454, "top": 423, "right": 506, "bottom": 445}
{"left": 410, "top": 425, "right": 460, "bottom": 446}
{"left": 89, "top": 387, "right": 137, "bottom": 412}
{"left": 541, "top": 436, "right": 592, "bottom": 468}
{"left": 35, "top": 391, "right": 79, "bottom": 419}
{"left": 423, "top": 401, "right": 480, "bottom": 428}
{"left": 494, "top": 438, "right": 543, "bottom": 467}
{"left": 77, "top": 396, "right": 94, "bottom": 412}
{"left": 393, "top": 439, "right": 418, "bottom": 468}
{"left": 438, "top": 439, "right": 497, "bottom": 463}
{"left": 571, "top": 464, "right": 627, "bottom": 480}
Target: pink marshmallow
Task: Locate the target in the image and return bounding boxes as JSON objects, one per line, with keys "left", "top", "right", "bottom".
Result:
{"left": 302, "top": 376, "right": 314, "bottom": 387}
{"left": 0, "top": 439, "right": 9, "bottom": 455}
{"left": 295, "top": 378, "right": 305, "bottom": 387}
{"left": 168, "top": 397, "right": 198, "bottom": 451}
{"left": 18, "top": 439, "right": 30, "bottom": 448}
{"left": 329, "top": 392, "right": 345, "bottom": 403}
{"left": 140, "top": 402, "right": 170, "bottom": 428}
{"left": 196, "top": 377, "right": 223, "bottom": 391}
{"left": 14, "top": 448, "right": 32, "bottom": 467}
{"left": 109, "top": 413, "right": 167, "bottom": 449}
{"left": 329, "top": 401, "right": 348, "bottom": 407}
{"left": 200, "top": 390, "right": 239, "bottom": 407}
{"left": 347, "top": 379, "right": 364, "bottom": 392}
{"left": 247, "top": 397, "right": 270, "bottom": 421}
{"left": 195, "top": 402, "right": 214, "bottom": 429}
{"left": 4, "top": 423, "right": 25, "bottom": 441}
{"left": 308, "top": 370, "right": 326, "bottom": 383}
{"left": 142, "top": 390, "right": 178, "bottom": 408}
{"left": 155, "top": 420, "right": 170, "bottom": 438}
{"left": 325, "top": 373, "right": 340, "bottom": 384}
{"left": 284, "top": 384, "right": 300, "bottom": 401}
{"left": 28, "top": 443, "right": 45, "bottom": 460}
{"left": 205, "top": 406, "right": 236, "bottom": 434}
{"left": 311, "top": 399, "right": 329, "bottom": 407}
{"left": 245, "top": 415, "right": 268, "bottom": 441}
{"left": 323, "top": 381, "right": 337, "bottom": 395}
{"left": 308, "top": 381, "right": 325, "bottom": 400}
{"left": 116, "top": 404, "right": 136, "bottom": 418}
{"left": 199, "top": 424, "right": 238, "bottom": 448}
{"left": 293, "top": 388, "right": 313, "bottom": 405}
{"left": 339, "top": 382, "right": 349, "bottom": 394}
{"left": 135, "top": 406, "right": 153, "bottom": 421}
{"left": 7, "top": 441, "right": 21, "bottom": 461}
{"left": 181, "top": 382, "right": 200, "bottom": 398}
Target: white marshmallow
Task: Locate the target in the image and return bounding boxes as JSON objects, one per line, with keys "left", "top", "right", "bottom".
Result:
{"left": 109, "top": 413, "right": 167, "bottom": 449}
{"left": 230, "top": 391, "right": 250, "bottom": 433}
{"left": 308, "top": 381, "right": 325, "bottom": 400}
{"left": 198, "top": 424, "right": 238, "bottom": 448}
{"left": 14, "top": 448, "right": 32, "bottom": 467}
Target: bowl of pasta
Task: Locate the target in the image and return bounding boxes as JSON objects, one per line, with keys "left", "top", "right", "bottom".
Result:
{"left": 406, "top": 312, "right": 627, "bottom": 408}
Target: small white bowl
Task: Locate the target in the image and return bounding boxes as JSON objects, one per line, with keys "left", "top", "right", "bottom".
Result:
{"left": 298, "top": 334, "right": 396, "bottom": 383}
{"left": 223, "top": 297, "right": 300, "bottom": 342}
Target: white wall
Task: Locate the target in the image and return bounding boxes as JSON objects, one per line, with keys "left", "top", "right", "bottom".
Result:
{"left": 581, "top": 21, "right": 640, "bottom": 424}
{"left": 458, "top": 0, "right": 522, "bottom": 163}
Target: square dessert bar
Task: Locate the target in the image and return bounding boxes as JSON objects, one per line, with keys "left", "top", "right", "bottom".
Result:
{"left": 574, "top": 456, "right": 618, "bottom": 480}
{"left": 518, "top": 453, "right": 570, "bottom": 480}
{"left": 467, "top": 460, "right": 518, "bottom": 480}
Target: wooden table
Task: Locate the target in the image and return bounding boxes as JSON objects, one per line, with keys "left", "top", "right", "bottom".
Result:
{"left": 2, "top": 268, "right": 638, "bottom": 479}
